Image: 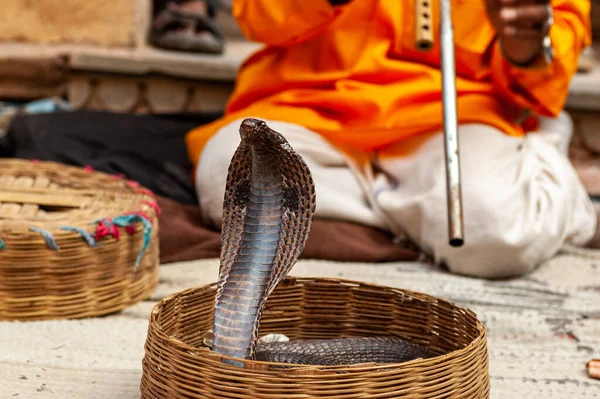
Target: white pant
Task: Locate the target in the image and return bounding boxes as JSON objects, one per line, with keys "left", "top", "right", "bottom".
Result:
{"left": 195, "top": 114, "right": 597, "bottom": 279}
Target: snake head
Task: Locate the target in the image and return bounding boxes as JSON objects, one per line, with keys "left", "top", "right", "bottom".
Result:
{"left": 239, "top": 118, "right": 287, "bottom": 149}
{"left": 239, "top": 118, "right": 268, "bottom": 142}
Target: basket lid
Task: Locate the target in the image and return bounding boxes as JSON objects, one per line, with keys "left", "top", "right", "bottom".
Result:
{"left": 0, "top": 159, "right": 155, "bottom": 229}
{"left": 0, "top": 159, "right": 158, "bottom": 264}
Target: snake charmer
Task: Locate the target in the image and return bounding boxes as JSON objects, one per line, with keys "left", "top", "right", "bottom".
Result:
{"left": 187, "top": 0, "right": 598, "bottom": 279}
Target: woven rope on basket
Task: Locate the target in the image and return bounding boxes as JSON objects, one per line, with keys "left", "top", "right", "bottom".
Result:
{"left": 141, "top": 277, "right": 490, "bottom": 399}
{"left": 0, "top": 159, "right": 160, "bottom": 321}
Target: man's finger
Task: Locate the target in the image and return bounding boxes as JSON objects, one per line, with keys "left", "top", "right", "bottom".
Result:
{"left": 503, "top": 26, "right": 548, "bottom": 40}
{"left": 500, "top": 4, "right": 552, "bottom": 28}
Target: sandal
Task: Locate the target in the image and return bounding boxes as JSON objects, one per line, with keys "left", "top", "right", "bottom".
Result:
{"left": 150, "top": 1, "right": 225, "bottom": 54}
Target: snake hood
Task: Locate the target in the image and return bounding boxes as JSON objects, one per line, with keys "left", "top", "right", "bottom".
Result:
{"left": 212, "top": 118, "right": 316, "bottom": 366}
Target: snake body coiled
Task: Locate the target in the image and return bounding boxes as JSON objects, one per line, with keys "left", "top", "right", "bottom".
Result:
{"left": 211, "top": 118, "right": 432, "bottom": 366}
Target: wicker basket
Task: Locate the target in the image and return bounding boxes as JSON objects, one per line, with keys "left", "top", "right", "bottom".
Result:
{"left": 141, "top": 277, "right": 489, "bottom": 398}
{"left": 0, "top": 159, "right": 160, "bottom": 321}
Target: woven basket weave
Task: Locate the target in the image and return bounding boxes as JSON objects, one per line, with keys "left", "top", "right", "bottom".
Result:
{"left": 141, "top": 277, "right": 489, "bottom": 398}
{"left": 0, "top": 159, "right": 160, "bottom": 321}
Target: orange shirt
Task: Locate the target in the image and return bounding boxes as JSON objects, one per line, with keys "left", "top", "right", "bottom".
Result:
{"left": 186, "top": 0, "right": 591, "bottom": 166}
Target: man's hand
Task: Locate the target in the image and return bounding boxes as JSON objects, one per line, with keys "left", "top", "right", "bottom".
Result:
{"left": 485, "top": 0, "right": 554, "bottom": 65}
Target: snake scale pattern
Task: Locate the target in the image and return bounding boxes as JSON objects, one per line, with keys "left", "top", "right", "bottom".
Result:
{"left": 211, "top": 118, "right": 433, "bottom": 366}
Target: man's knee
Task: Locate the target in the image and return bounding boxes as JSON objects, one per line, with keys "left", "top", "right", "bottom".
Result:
{"left": 441, "top": 239, "right": 540, "bottom": 280}
{"left": 434, "top": 180, "right": 557, "bottom": 279}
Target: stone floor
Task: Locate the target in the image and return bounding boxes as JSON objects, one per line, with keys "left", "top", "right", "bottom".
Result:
{"left": 1, "top": 248, "right": 599, "bottom": 398}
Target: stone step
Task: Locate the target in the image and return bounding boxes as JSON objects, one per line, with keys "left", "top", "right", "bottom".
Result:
{"left": 69, "top": 41, "right": 258, "bottom": 82}
{"left": 0, "top": 40, "right": 259, "bottom": 83}
{"left": 0, "top": 40, "right": 258, "bottom": 112}
{"left": 65, "top": 38, "right": 257, "bottom": 113}
{"left": 567, "top": 61, "right": 600, "bottom": 111}
{"left": 68, "top": 43, "right": 600, "bottom": 113}
{"left": 0, "top": 38, "right": 597, "bottom": 113}
{"left": 70, "top": 42, "right": 600, "bottom": 110}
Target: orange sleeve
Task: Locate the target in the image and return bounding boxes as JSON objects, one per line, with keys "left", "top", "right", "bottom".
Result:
{"left": 232, "top": 0, "right": 343, "bottom": 47}
{"left": 490, "top": 0, "right": 592, "bottom": 117}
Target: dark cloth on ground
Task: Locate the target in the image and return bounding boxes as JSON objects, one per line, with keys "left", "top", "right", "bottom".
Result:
{"left": 1, "top": 110, "right": 220, "bottom": 205}
{"left": 156, "top": 195, "right": 421, "bottom": 264}
{"left": 157, "top": 195, "right": 221, "bottom": 263}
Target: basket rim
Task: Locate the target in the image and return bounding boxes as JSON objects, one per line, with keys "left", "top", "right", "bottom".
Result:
{"left": 148, "top": 276, "right": 488, "bottom": 373}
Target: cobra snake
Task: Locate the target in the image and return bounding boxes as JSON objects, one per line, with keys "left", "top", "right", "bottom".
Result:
{"left": 208, "top": 118, "right": 432, "bottom": 367}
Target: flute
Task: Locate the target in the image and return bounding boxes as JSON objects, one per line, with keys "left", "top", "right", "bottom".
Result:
{"left": 439, "top": 0, "right": 464, "bottom": 247}
{"left": 415, "top": 0, "right": 434, "bottom": 50}
{"left": 416, "top": 0, "right": 465, "bottom": 247}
